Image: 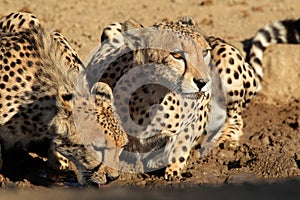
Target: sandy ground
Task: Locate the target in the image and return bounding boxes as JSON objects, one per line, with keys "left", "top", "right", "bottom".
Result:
{"left": 0, "top": 0, "right": 300, "bottom": 199}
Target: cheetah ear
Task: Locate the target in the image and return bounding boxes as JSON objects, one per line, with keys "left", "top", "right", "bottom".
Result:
{"left": 121, "top": 20, "right": 145, "bottom": 50}
{"left": 91, "top": 82, "right": 114, "bottom": 105}
{"left": 179, "top": 16, "right": 196, "bottom": 26}
{"left": 122, "top": 20, "right": 143, "bottom": 32}
{"left": 57, "top": 86, "right": 74, "bottom": 112}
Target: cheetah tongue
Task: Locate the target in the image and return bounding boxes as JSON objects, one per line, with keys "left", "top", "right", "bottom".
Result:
{"left": 98, "top": 184, "right": 110, "bottom": 189}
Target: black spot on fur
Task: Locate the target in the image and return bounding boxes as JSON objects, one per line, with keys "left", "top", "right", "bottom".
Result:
{"left": 96, "top": 91, "right": 111, "bottom": 100}
{"left": 229, "top": 57, "right": 234, "bottom": 65}
{"left": 179, "top": 157, "right": 185, "bottom": 163}
{"left": 234, "top": 71, "right": 239, "bottom": 79}
{"left": 61, "top": 93, "right": 73, "bottom": 101}
{"left": 217, "top": 47, "right": 226, "bottom": 55}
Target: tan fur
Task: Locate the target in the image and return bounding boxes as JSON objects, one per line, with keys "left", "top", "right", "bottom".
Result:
{"left": 0, "top": 12, "right": 127, "bottom": 185}
{"left": 86, "top": 16, "right": 260, "bottom": 180}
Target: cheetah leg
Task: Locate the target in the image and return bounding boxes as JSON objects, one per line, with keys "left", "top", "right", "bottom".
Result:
{"left": 217, "top": 104, "right": 244, "bottom": 149}
{"left": 147, "top": 130, "right": 193, "bottom": 180}
{"left": 163, "top": 131, "right": 194, "bottom": 180}
{"left": 47, "top": 143, "right": 70, "bottom": 170}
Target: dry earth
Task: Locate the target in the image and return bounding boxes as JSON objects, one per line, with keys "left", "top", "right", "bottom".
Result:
{"left": 0, "top": 0, "right": 300, "bottom": 199}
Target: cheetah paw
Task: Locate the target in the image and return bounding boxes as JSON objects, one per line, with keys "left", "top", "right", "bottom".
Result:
{"left": 47, "top": 151, "right": 70, "bottom": 171}
{"left": 164, "top": 168, "right": 181, "bottom": 181}
{"left": 217, "top": 138, "right": 239, "bottom": 150}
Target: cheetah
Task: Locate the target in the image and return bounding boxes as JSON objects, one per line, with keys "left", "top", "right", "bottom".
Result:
{"left": 0, "top": 12, "right": 127, "bottom": 185}
{"left": 86, "top": 19, "right": 225, "bottom": 179}
{"left": 86, "top": 17, "right": 300, "bottom": 179}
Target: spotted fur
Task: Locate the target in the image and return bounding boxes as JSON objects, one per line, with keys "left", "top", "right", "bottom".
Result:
{"left": 87, "top": 16, "right": 300, "bottom": 180}
{"left": 0, "top": 12, "right": 128, "bottom": 185}
{"left": 86, "top": 19, "right": 221, "bottom": 180}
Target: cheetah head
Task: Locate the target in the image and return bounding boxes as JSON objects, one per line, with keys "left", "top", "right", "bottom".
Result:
{"left": 52, "top": 80, "right": 128, "bottom": 185}
{"left": 121, "top": 20, "right": 212, "bottom": 96}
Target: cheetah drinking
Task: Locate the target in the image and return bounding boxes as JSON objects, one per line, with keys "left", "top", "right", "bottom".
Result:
{"left": 0, "top": 12, "right": 128, "bottom": 185}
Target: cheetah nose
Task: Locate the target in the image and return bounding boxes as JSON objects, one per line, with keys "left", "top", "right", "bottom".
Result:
{"left": 193, "top": 78, "right": 208, "bottom": 91}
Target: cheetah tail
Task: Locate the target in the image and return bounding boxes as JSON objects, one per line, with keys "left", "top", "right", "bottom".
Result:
{"left": 245, "top": 18, "right": 300, "bottom": 80}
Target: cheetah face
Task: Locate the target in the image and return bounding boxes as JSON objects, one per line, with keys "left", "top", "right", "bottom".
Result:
{"left": 53, "top": 81, "right": 128, "bottom": 185}
{"left": 168, "top": 48, "right": 212, "bottom": 94}
{"left": 121, "top": 20, "right": 212, "bottom": 95}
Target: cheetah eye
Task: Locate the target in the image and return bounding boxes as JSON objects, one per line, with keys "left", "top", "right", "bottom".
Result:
{"left": 202, "top": 49, "right": 211, "bottom": 65}
{"left": 202, "top": 49, "right": 209, "bottom": 57}
{"left": 170, "top": 51, "right": 185, "bottom": 60}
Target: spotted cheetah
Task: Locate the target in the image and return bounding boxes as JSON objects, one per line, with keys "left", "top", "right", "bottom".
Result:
{"left": 86, "top": 17, "right": 299, "bottom": 180}
{"left": 0, "top": 12, "right": 127, "bottom": 185}
{"left": 86, "top": 19, "right": 225, "bottom": 179}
